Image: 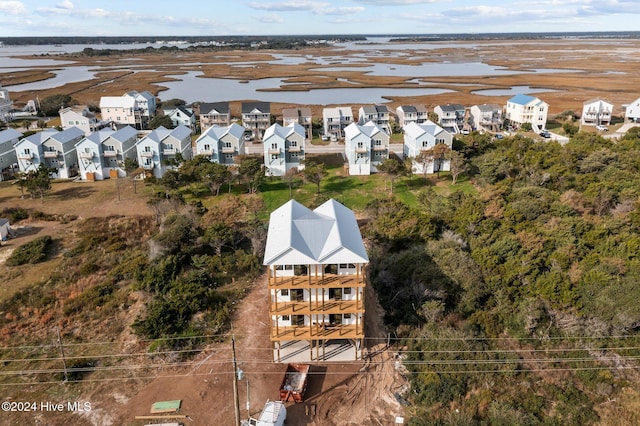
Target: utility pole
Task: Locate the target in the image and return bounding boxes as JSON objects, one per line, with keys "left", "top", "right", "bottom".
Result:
{"left": 56, "top": 328, "right": 68, "bottom": 382}
{"left": 232, "top": 335, "right": 241, "bottom": 426}
{"left": 246, "top": 379, "right": 251, "bottom": 420}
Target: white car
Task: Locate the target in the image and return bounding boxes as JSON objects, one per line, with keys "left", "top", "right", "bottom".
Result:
{"left": 596, "top": 125, "right": 608, "bottom": 131}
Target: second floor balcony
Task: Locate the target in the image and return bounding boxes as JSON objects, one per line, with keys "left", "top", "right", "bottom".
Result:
{"left": 163, "top": 148, "right": 176, "bottom": 155}
{"left": 103, "top": 150, "right": 118, "bottom": 157}
{"left": 18, "top": 152, "right": 33, "bottom": 160}
{"left": 140, "top": 151, "right": 154, "bottom": 158}
{"left": 43, "top": 150, "right": 59, "bottom": 158}
{"left": 79, "top": 152, "right": 95, "bottom": 159}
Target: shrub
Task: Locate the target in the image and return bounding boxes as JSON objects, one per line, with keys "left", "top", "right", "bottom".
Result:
{"left": 6, "top": 235, "right": 53, "bottom": 266}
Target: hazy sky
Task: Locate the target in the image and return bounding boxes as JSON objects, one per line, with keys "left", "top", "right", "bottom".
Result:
{"left": 1, "top": 0, "right": 639, "bottom": 37}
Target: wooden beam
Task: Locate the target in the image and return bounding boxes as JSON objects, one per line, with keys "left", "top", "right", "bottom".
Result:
{"left": 134, "top": 415, "right": 188, "bottom": 420}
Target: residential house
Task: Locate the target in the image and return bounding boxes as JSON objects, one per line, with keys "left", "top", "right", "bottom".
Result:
{"left": 396, "top": 105, "right": 428, "bottom": 128}
{"left": 263, "top": 123, "right": 305, "bottom": 177}
{"left": 0, "top": 218, "right": 10, "bottom": 241}
{"left": 0, "top": 85, "right": 13, "bottom": 122}
{"left": 136, "top": 125, "right": 192, "bottom": 179}
{"left": 434, "top": 104, "right": 466, "bottom": 134}
{"left": 199, "top": 102, "right": 231, "bottom": 131}
{"left": 263, "top": 198, "right": 369, "bottom": 362}
{"left": 581, "top": 99, "right": 613, "bottom": 126}
{"left": 624, "top": 96, "right": 640, "bottom": 123}
{"left": 344, "top": 121, "right": 389, "bottom": 176}
{"left": 322, "top": 106, "right": 354, "bottom": 139}
{"left": 469, "top": 104, "right": 503, "bottom": 132}
{"left": 14, "top": 128, "right": 84, "bottom": 178}
{"left": 358, "top": 105, "right": 391, "bottom": 134}
{"left": 75, "top": 126, "right": 138, "bottom": 181}
{"left": 282, "top": 107, "right": 312, "bottom": 140}
{"left": 194, "top": 123, "right": 245, "bottom": 165}
{"left": 403, "top": 121, "right": 453, "bottom": 175}
{"left": 41, "top": 127, "right": 84, "bottom": 178}
{"left": 505, "top": 94, "right": 549, "bottom": 132}
{"left": 0, "top": 128, "right": 21, "bottom": 181}
{"left": 124, "top": 91, "right": 156, "bottom": 127}
{"left": 100, "top": 96, "right": 142, "bottom": 129}
{"left": 242, "top": 102, "right": 271, "bottom": 141}
{"left": 59, "top": 106, "right": 108, "bottom": 136}
{"left": 163, "top": 106, "right": 196, "bottom": 131}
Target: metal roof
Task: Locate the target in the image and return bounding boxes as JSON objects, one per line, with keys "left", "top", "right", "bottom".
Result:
{"left": 403, "top": 120, "right": 447, "bottom": 139}
{"left": 263, "top": 199, "right": 369, "bottom": 266}
{"left": 0, "top": 128, "right": 22, "bottom": 145}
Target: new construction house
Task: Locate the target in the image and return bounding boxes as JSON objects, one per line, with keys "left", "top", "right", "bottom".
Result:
{"left": 263, "top": 199, "right": 369, "bottom": 363}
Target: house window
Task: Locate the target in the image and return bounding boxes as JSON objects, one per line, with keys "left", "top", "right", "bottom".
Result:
{"left": 343, "top": 288, "right": 352, "bottom": 295}
{"left": 166, "top": 144, "right": 174, "bottom": 150}
{"left": 291, "top": 152, "right": 298, "bottom": 158}
{"left": 105, "top": 145, "right": 114, "bottom": 152}
{"left": 271, "top": 143, "right": 277, "bottom": 149}
{"left": 281, "top": 289, "right": 289, "bottom": 296}
{"left": 223, "top": 142, "right": 232, "bottom": 148}
{"left": 374, "top": 139, "right": 382, "bottom": 146}
{"left": 204, "top": 144, "right": 210, "bottom": 151}
{"left": 271, "top": 154, "right": 278, "bottom": 160}
{"left": 24, "top": 148, "right": 30, "bottom": 154}
{"left": 290, "top": 141, "right": 297, "bottom": 147}
{"left": 356, "top": 153, "right": 366, "bottom": 159}
{"left": 224, "top": 154, "right": 233, "bottom": 160}
{"left": 282, "top": 315, "right": 290, "bottom": 321}
{"left": 357, "top": 142, "right": 364, "bottom": 149}
{"left": 144, "top": 146, "right": 151, "bottom": 152}
{"left": 343, "top": 313, "right": 351, "bottom": 319}
{"left": 68, "top": 121, "right": 73, "bottom": 125}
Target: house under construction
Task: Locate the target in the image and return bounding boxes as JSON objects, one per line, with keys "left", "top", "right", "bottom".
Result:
{"left": 263, "top": 199, "right": 369, "bottom": 362}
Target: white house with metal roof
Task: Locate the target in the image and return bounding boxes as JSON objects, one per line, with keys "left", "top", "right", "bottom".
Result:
{"left": 358, "top": 105, "right": 391, "bottom": 134}
{"left": 14, "top": 128, "right": 84, "bottom": 178}
{"left": 396, "top": 105, "right": 428, "bottom": 128}
{"left": 344, "top": 121, "right": 389, "bottom": 176}
{"left": 264, "top": 198, "right": 368, "bottom": 362}
{"left": 136, "top": 125, "right": 192, "bottom": 178}
{"left": 581, "top": 98, "right": 613, "bottom": 127}
{"left": 624, "top": 96, "right": 640, "bottom": 123}
{"left": 0, "top": 128, "right": 21, "bottom": 181}
{"left": 263, "top": 122, "right": 305, "bottom": 177}
{"left": 403, "top": 121, "right": 453, "bottom": 175}
{"left": 100, "top": 96, "right": 142, "bottom": 129}
{"left": 125, "top": 91, "right": 156, "bottom": 127}
{"left": 469, "top": 104, "right": 503, "bottom": 132}
{"left": 322, "top": 106, "right": 354, "bottom": 140}
{"left": 75, "top": 126, "right": 138, "bottom": 180}
{"left": 505, "top": 94, "right": 548, "bottom": 133}
{"left": 163, "top": 106, "right": 195, "bottom": 131}
{"left": 194, "top": 123, "right": 245, "bottom": 165}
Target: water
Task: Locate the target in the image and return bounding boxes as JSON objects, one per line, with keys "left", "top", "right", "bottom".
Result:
{"left": 154, "top": 71, "right": 456, "bottom": 104}
{"left": 471, "top": 85, "right": 562, "bottom": 96}
{"left": 4, "top": 66, "right": 98, "bottom": 92}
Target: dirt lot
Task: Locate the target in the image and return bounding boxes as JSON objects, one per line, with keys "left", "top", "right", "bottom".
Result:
{"left": 0, "top": 180, "right": 408, "bottom": 425}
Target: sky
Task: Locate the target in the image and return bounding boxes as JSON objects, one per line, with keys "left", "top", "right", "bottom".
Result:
{"left": 1, "top": 0, "right": 640, "bottom": 37}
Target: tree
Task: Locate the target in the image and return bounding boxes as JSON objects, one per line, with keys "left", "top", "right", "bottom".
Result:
{"left": 37, "top": 119, "right": 47, "bottom": 129}
{"left": 377, "top": 157, "right": 406, "bottom": 193}
{"left": 39, "top": 94, "right": 73, "bottom": 116}
{"left": 302, "top": 160, "right": 327, "bottom": 194}
{"left": 149, "top": 114, "right": 174, "bottom": 129}
{"left": 449, "top": 150, "right": 469, "bottom": 185}
{"left": 415, "top": 149, "right": 435, "bottom": 182}
{"left": 237, "top": 156, "right": 264, "bottom": 194}
{"left": 198, "top": 162, "right": 231, "bottom": 196}
{"left": 25, "top": 164, "right": 53, "bottom": 203}
{"left": 282, "top": 167, "right": 302, "bottom": 199}
{"left": 432, "top": 143, "right": 451, "bottom": 177}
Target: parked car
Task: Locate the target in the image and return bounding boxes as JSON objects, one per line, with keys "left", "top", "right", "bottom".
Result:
{"left": 540, "top": 130, "right": 551, "bottom": 139}
{"left": 321, "top": 134, "right": 330, "bottom": 141}
{"left": 494, "top": 133, "right": 504, "bottom": 140}
{"left": 596, "top": 125, "right": 608, "bottom": 131}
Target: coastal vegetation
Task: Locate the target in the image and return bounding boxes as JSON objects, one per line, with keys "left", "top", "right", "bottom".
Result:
{"left": 1, "top": 127, "right": 640, "bottom": 424}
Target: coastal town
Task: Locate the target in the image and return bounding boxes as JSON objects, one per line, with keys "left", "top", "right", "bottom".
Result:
{"left": 2, "top": 28, "right": 640, "bottom": 426}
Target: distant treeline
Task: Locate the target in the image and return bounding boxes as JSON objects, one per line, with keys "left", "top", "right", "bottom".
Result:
{"left": 0, "top": 35, "right": 366, "bottom": 46}
{"left": 388, "top": 31, "right": 640, "bottom": 42}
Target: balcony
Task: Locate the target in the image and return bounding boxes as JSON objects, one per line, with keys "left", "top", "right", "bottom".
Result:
{"left": 18, "top": 152, "right": 33, "bottom": 160}
{"left": 355, "top": 146, "right": 368, "bottom": 153}
{"left": 221, "top": 146, "right": 235, "bottom": 154}
{"left": 372, "top": 145, "right": 387, "bottom": 151}
{"left": 163, "top": 148, "right": 176, "bottom": 155}
{"left": 103, "top": 150, "right": 118, "bottom": 158}
{"left": 268, "top": 147, "right": 280, "bottom": 155}
{"left": 142, "top": 163, "right": 154, "bottom": 170}
{"left": 268, "top": 273, "right": 365, "bottom": 290}
{"left": 140, "top": 151, "right": 154, "bottom": 158}
{"left": 199, "top": 149, "right": 213, "bottom": 156}
{"left": 270, "top": 324, "right": 363, "bottom": 340}
{"left": 287, "top": 145, "right": 302, "bottom": 152}
{"left": 79, "top": 152, "right": 94, "bottom": 159}
{"left": 43, "top": 151, "right": 59, "bottom": 158}
{"left": 270, "top": 299, "right": 364, "bottom": 315}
